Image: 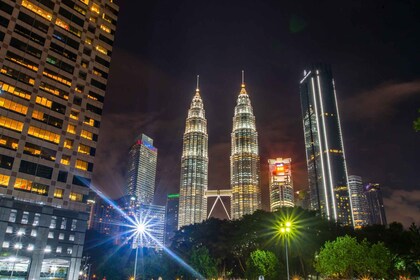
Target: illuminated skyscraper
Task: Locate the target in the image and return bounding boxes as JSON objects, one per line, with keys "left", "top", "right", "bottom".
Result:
{"left": 178, "top": 77, "right": 208, "bottom": 228}
{"left": 299, "top": 64, "right": 353, "bottom": 226}
{"left": 231, "top": 72, "right": 261, "bottom": 219}
{"left": 348, "top": 175, "right": 369, "bottom": 228}
{"left": 126, "top": 134, "right": 158, "bottom": 205}
{"left": 364, "top": 183, "right": 387, "bottom": 226}
{"left": 268, "top": 158, "right": 294, "bottom": 211}
{"left": 0, "top": 0, "right": 119, "bottom": 278}
{"left": 165, "top": 193, "right": 179, "bottom": 246}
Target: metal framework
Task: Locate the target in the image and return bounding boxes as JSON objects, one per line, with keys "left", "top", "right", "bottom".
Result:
{"left": 205, "top": 189, "right": 232, "bottom": 220}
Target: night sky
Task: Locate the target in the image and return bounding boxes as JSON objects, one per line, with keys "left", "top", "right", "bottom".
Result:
{"left": 92, "top": 0, "right": 420, "bottom": 227}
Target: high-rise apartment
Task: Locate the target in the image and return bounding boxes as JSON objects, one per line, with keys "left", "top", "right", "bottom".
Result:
{"left": 268, "top": 158, "right": 294, "bottom": 211}
{"left": 364, "top": 183, "right": 387, "bottom": 226}
{"left": 178, "top": 80, "right": 208, "bottom": 228}
{"left": 231, "top": 73, "right": 261, "bottom": 219}
{"left": 126, "top": 134, "right": 157, "bottom": 205}
{"left": 0, "top": 0, "right": 119, "bottom": 278}
{"left": 165, "top": 193, "right": 179, "bottom": 246}
{"left": 348, "top": 175, "right": 369, "bottom": 228}
{"left": 299, "top": 64, "right": 353, "bottom": 226}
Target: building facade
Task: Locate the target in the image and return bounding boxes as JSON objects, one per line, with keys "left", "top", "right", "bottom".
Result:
{"left": 268, "top": 158, "right": 294, "bottom": 211}
{"left": 126, "top": 134, "right": 158, "bottom": 205}
{"left": 178, "top": 82, "right": 208, "bottom": 228}
{"left": 89, "top": 194, "right": 118, "bottom": 236}
{"left": 299, "top": 64, "right": 353, "bottom": 226}
{"left": 230, "top": 77, "right": 261, "bottom": 219}
{"left": 0, "top": 0, "right": 118, "bottom": 278}
{"left": 364, "top": 183, "right": 387, "bottom": 226}
{"left": 165, "top": 193, "right": 179, "bottom": 246}
{"left": 348, "top": 175, "right": 369, "bottom": 228}
{"left": 134, "top": 204, "right": 165, "bottom": 250}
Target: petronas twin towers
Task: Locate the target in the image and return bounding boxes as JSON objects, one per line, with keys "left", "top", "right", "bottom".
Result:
{"left": 178, "top": 74, "right": 261, "bottom": 228}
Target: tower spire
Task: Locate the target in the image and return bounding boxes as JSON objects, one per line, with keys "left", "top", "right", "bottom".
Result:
{"left": 196, "top": 75, "right": 200, "bottom": 94}
{"left": 241, "top": 70, "right": 245, "bottom": 88}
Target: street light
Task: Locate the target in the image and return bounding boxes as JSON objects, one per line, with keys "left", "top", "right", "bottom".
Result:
{"left": 9, "top": 230, "right": 24, "bottom": 280}
{"left": 279, "top": 221, "right": 292, "bottom": 280}
{"left": 133, "top": 222, "right": 146, "bottom": 280}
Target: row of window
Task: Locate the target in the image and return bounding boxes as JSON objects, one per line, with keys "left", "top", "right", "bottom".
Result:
{"left": 2, "top": 241, "right": 74, "bottom": 255}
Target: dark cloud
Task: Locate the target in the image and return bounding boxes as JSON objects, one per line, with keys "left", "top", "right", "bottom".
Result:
{"left": 383, "top": 189, "right": 420, "bottom": 226}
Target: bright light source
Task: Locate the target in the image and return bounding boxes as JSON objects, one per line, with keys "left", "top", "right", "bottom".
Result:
{"left": 286, "top": 227, "right": 291, "bottom": 232}
{"left": 17, "top": 231, "right": 24, "bottom": 236}
{"left": 136, "top": 223, "right": 146, "bottom": 234}
{"left": 285, "top": 221, "right": 291, "bottom": 227}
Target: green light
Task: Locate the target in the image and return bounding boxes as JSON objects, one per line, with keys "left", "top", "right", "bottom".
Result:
{"left": 167, "top": 193, "right": 180, "bottom": 199}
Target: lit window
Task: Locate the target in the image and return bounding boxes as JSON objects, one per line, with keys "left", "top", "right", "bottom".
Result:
{"left": 100, "top": 24, "right": 111, "bottom": 34}
{"left": 95, "top": 45, "right": 108, "bottom": 55}
{"left": 67, "top": 248, "right": 73, "bottom": 254}
{"left": 28, "top": 126, "right": 60, "bottom": 144}
{"left": 69, "top": 234, "right": 75, "bottom": 241}
{"left": 27, "top": 244, "right": 34, "bottom": 251}
{"left": 44, "top": 245, "right": 52, "bottom": 253}
{"left": 61, "top": 217, "right": 67, "bottom": 229}
{"left": 71, "top": 219, "right": 77, "bottom": 231}
{"left": 36, "top": 96, "right": 52, "bottom": 108}
{"left": 32, "top": 110, "right": 45, "bottom": 121}
{"left": 67, "top": 124, "right": 76, "bottom": 134}
{"left": 48, "top": 232, "right": 54, "bottom": 239}
{"left": 0, "top": 174, "right": 10, "bottom": 187}
{"left": 0, "top": 97, "right": 28, "bottom": 115}
{"left": 54, "top": 188, "right": 64, "bottom": 199}
{"left": 59, "top": 233, "right": 65, "bottom": 240}
{"left": 75, "top": 159, "right": 88, "bottom": 171}
{"left": 31, "top": 229, "right": 37, "bottom": 237}
{"left": 2, "top": 241, "right": 9, "bottom": 248}
{"left": 70, "top": 110, "right": 79, "bottom": 120}
{"left": 21, "top": 0, "right": 52, "bottom": 21}
{"left": 9, "top": 210, "right": 17, "bottom": 222}
{"left": 69, "top": 192, "right": 83, "bottom": 202}
{"left": 61, "top": 155, "right": 71, "bottom": 165}
{"left": 22, "top": 212, "right": 29, "bottom": 224}
{"left": 0, "top": 116, "right": 24, "bottom": 132}
{"left": 78, "top": 144, "right": 90, "bottom": 155}
{"left": 56, "top": 246, "right": 62, "bottom": 253}
{"left": 0, "top": 81, "right": 31, "bottom": 100}
{"left": 64, "top": 139, "right": 73, "bottom": 149}
{"left": 81, "top": 130, "right": 93, "bottom": 140}
{"left": 79, "top": 0, "right": 89, "bottom": 5}
{"left": 83, "top": 117, "right": 95, "bottom": 126}
{"left": 85, "top": 37, "right": 92, "bottom": 45}
{"left": 6, "top": 226, "right": 13, "bottom": 233}
{"left": 91, "top": 3, "right": 100, "bottom": 14}
{"left": 50, "top": 216, "right": 57, "bottom": 229}
{"left": 33, "top": 213, "right": 40, "bottom": 226}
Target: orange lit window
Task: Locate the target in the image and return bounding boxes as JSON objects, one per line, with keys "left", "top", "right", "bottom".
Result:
{"left": 61, "top": 155, "right": 71, "bottom": 165}
{"left": 83, "top": 117, "right": 95, "bottom": 127}
{"left": 100, "top": 24, "right": 111, "bottom": 33}
{"left": 0, "top": 82, "right": 31, "bottom": 100}
{"left": 0, "top": 116, "right": 24, "bottom": 132}
{"left": 32, "top": 110, "right": 45, "bottom": 121}
{"left": 21, "top": 0, "right": 52, "bottom": 21}
{"left": 55, "top": 18, "right": 69, "bottom": 30}
{"left": 63, "top": 139, "right": 73, "bottom": 149}
{"left": 43, "top": 70, "right": 72, "bottom": 87}
{"left": 28, "top": 126, "right": 60, "bottom": 143}
{"left": 67, "top": 124, "right": 76, "bottom": 134}
{"left": 85, "top": 37, "right": 92, "bottom": 45}
{"left": 54, "top": 188, "right": 64, "bottom": 199}
{"left": 80, "top": 130, "right": 93, "bottom": 140}
{"left": 75, "top": 159, "right": 88, "bottom": 171}
{"left": 0, "top": 174, "right": 10, "bottom": 187}
{"left": 79, "top": 0, "right": 89, "bottom": 5}
{"left": 14, "top": 178, "right": 32, "bottom": 191}
{"left": 35, "top": 96, "right": 52, "bottom": 108}
{"left": 0, "top": 97, "right": 28, "bottom": 115}
{"left": 95, "top": 45, "right": 108, "bottom": 55}
{"left": 91, "top": 3, "right": 100, "bottom": 14}
{"left": 78, "top": 144, "right": 90, "bottom": 155}
{"left": 70, "top": 110, "right": 79, "bottom": 120}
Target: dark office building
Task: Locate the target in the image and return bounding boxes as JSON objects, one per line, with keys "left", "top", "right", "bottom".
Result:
{"left": 364, "top": 183, "right": 387, "bottom": 226}
{"left": 165, "top": 193, "right": 179, "bottom": 246}
{"left": 299, "top": 63, "right": 353, "bottom": 226}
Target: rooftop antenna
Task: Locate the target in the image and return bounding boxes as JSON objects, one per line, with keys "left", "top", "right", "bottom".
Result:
{"left": 196, "top": 75, "right": 200, "bottom": 93}
{"left": 241, "top": 70, "right": 245, "bottom": 88}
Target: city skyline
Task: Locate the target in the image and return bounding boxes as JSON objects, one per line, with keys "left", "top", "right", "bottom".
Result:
{"left": 93, "top": 0, "right": 420, "bottom": 227}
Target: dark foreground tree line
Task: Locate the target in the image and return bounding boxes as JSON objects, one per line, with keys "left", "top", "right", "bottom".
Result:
{"left": 83, "top": 207, "right": 419, "bottom": 279}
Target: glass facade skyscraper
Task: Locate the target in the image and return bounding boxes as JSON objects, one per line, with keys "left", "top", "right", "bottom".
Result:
{"left": 348, "top": 175, "right": 369, "bottom": 228}
{"left": 0, "top": 0, "right": 119, "bottom": 278}
{"left": 231, "top": 78, "right": 261, "bottom": 219}
{"left": 299, "top": 64, "right": 353, "bottom": 226}
{"left": 268, "top": 158, "right": 294, "bottom": 211}
{"left": 178, "top": 82, "right": 208, "bottom": 228}
{"left": 364, "top": 183, "right": 387, "bottom": 226}
{"left": 126, "top": 134, "right": 157, "bottom": 205}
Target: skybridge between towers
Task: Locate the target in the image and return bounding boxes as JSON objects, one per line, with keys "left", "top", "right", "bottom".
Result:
{"left": 205, "top": 189, "right": 232, "bottom": 220}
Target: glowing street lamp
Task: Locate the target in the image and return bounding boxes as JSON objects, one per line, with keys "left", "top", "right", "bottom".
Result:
{"left": 133, "top": 222, "right": 147, "bottom": 280}
{"left": 279, "top": 221, "right": 292, "bottom": 280}
{"left": 9, "top": 231, "right": 25, "bottom": 280}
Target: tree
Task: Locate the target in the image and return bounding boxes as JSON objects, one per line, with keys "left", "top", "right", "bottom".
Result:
{"left": 189, "top": 247, "right": 218, "bottom": 279}
{"left": 315, "top": 235, "right": 392, "bottom": 279}
{"left": 246, "top": 250, "right": 279, "bottom": 280}
{"left": 414, "top": 108, "right": 420, "bottom": 131}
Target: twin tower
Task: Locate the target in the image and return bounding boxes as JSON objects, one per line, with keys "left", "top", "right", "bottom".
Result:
{"left": 178, "top": 73, "right": 261, "bottom": 229}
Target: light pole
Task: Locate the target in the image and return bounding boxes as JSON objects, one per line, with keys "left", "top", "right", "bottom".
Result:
{"left": 133, "top": 223, "right": 145, "bottom": 280}
{"left": 279, "top": 221, "right": 292, "bottom": 280}
{"left": 9, "top": 230, "right": 24, "bottom": 280}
